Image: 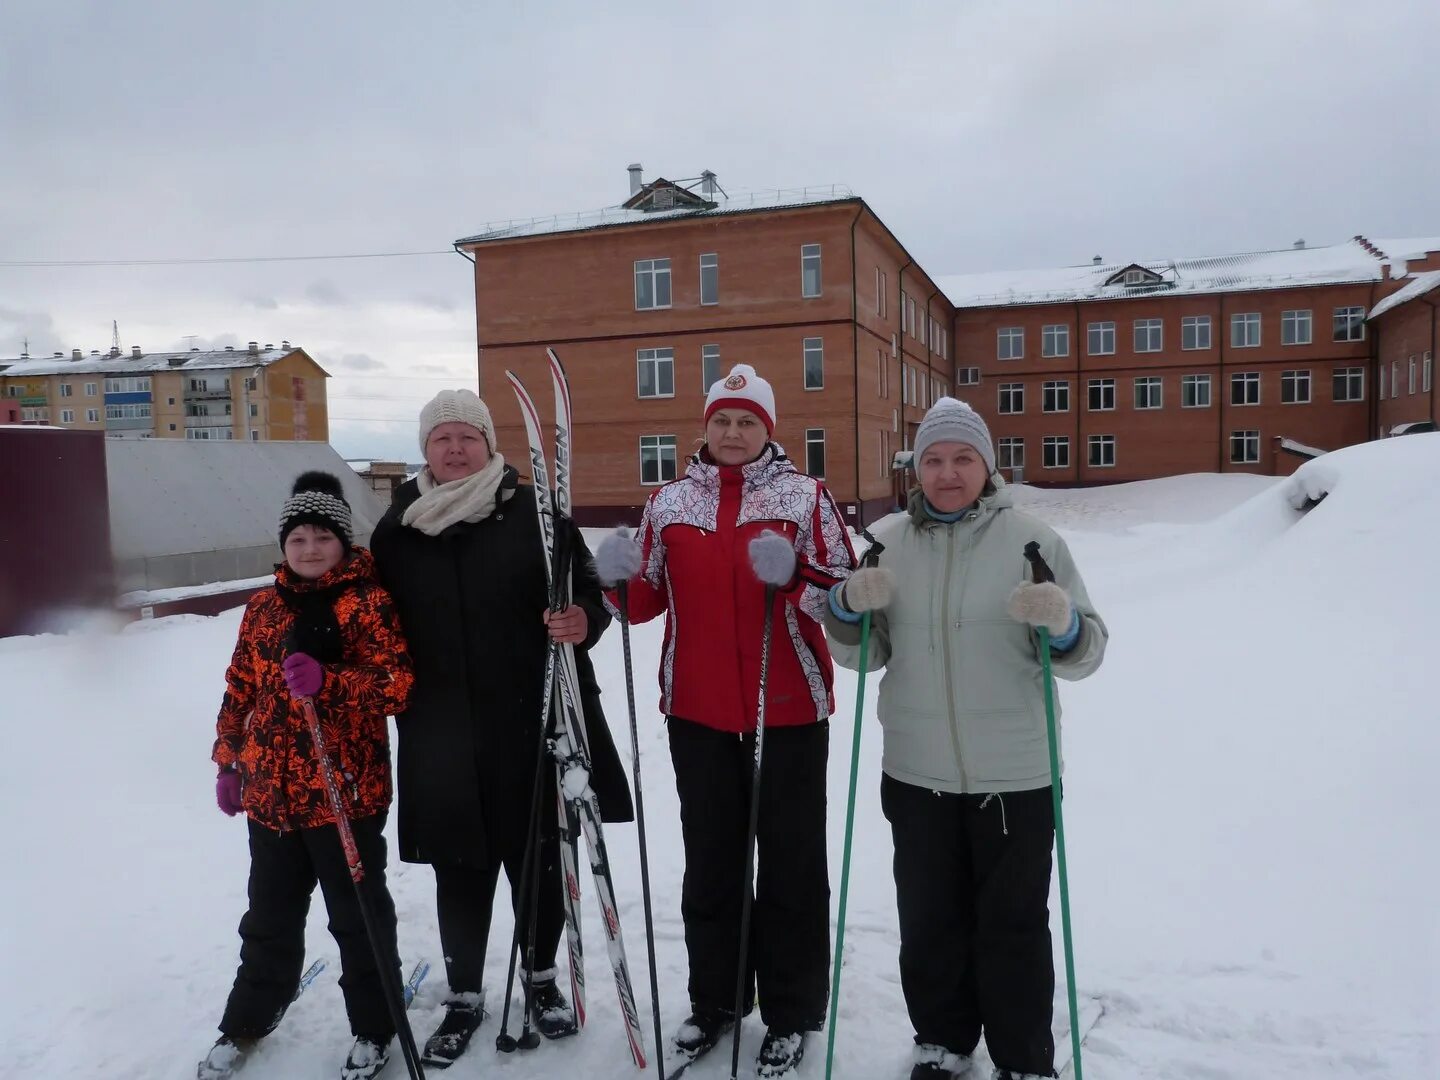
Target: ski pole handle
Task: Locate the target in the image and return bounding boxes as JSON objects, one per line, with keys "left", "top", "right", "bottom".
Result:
{"left": 1023, "top": 540, "right": 1056, "bottom": 585}
{"left": 858, "top": 527, "right": 886, "bottom": 569}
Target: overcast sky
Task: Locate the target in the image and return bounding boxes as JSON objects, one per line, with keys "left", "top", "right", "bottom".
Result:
{"left": 4, "top": 0, "right": 1436, "bottom": 462}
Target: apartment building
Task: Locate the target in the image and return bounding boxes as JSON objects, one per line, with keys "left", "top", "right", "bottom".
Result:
{"left": 0, "top": 341, "right": 330, "bottom": 442}
{"left": 1368, "top": 268, "right": 1439, "bottom": 437}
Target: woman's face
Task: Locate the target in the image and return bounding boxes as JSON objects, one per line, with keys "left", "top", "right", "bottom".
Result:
{"left": 918, "top": 442, "right": 990, "bottom": 514}
{"left": 425, "top": 421, "right": 491, "bottom": 483}
{"left": 283, "top": 524, "right": 345, "bottom": 579}
{"left": 705, "top": 408, "right": 768, "bottom": 466}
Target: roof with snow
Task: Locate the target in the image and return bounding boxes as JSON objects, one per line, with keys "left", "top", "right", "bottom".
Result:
{"left": 938, "top": 235, "right": 1440, "bottom": 310}
{"left": 0, "top": 345, "right": 322, "bottom": 379}
{"left": 1367, "top": 270, "right": 1440, "bottom": 321}
{"left": 456, "top": 185, "right": 858, "bottom": 245}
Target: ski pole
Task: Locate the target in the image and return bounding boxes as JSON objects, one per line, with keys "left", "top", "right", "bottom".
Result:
{"left": 1022, "top": 541, "right": 1084, "bottom": 1080}
{"left": 730, "top": 584, "right": 777, "bottom": 1080}
{"left": 617, "top": 580, "right": 666, "bottom": 1080}
{"left": 824, "top": 532, "right": 885, "bottom": 1080}
{"left": 297, "top": 696, "right": 425, "bottom": 1080}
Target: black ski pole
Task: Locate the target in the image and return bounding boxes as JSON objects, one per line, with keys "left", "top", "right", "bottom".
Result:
{"left": 616, "top": 581, "right": 666, "bottom": 1079}
{"left": 298, "top": 696, "right": 425, "bottom": 1079}
{"left": 730, "top": 585, "right": 777, "bottom": 1080}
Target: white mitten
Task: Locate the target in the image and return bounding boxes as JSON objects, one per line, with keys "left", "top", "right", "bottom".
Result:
{"left": 1006, "top": 581, "right": 1072, "bottom": 635}
{"left": 839, "top": 567, "right": 895, "bottom": 613}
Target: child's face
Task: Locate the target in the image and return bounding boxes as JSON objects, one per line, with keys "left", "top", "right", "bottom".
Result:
{"left": 284, "top": 525, "right": 345, "bottom": 579}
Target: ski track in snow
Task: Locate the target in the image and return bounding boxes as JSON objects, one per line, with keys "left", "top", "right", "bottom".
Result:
{"left": 3, "top": 440, "right": 1439, "bottom": 1078}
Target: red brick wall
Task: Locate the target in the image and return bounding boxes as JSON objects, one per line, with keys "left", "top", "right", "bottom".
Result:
{"left": 1374, "top": 292, "right": 1438, "bottom": 434}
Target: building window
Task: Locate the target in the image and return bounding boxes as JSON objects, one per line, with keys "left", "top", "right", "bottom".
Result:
{"left": 997, "top": 437, "right": 1024, "bottom": 471}
{"left": 244, "top": 376, "right": 258, "bottom": 392}
{"left": 1041, "top": 324, "right": 1069, "bottom": 358}
{"left": 1088, "top": 435, "right": 1116, "bottom": 468}
{"left": 805, "top": 428, "right": 827, "bottom": 478}
{"left": 1181, "top": 315, "right": 1212, "bottom": 350}
{"left": 1134, "top": 318, "right": 1163, "bottom": 353}
{"left": 105, "top": 403, "right": 152, "bottom": 419}
{"left": 1231, "top": 312, "right": 1261, "bottom": 348}
{"left": 1043, "top": 436, "right": 1070, "bottom": 469}
{"left": 801, "top": 244, "right": 822, "bottom": 298}
{"left": 1181, "top": 374, "right": 1212, "bottom": 408}
{"left": 84, "top": 382, "right": 98, "bottom": 396}
{"left": 803, "top": 337, "right": 825, "bottom": 390}
{"left": 60, "top": 408, "right": 75, "bottom": 423}
{"left": 702, "top": 344, "right": 722, "bottom": 393}
{"left": 908, "top": 366, "right": 917, "bottom": 406}
{"left": 104, "top": 376, "right": 152, "bottom": 393}
{"left": 1230, "top": 430, "right": 1260, "bottom": 464}
{"left": 957, "top": 367, "right": 981, "bottom": 386}
{"left": 250, "top": 430, "right": 259, "bottom": 441}
{"left": 249, "top": 403, "right": 260, "bottom": 418}
{"left": 20, "top": 407, "right": 50, "bottom": 423}
{"left": 634, "top": 258, "right": 672, "bottom": 310}
{"left": 640, "top": 435, "right": 678, "bottom": 485}
{"left": 907, "top": 296, "right": 917, "bottom": 337}
{"left": 876, "top": 349, "right": 888, "bottom": 398}
{"left": 1231, "top": 371, "right": 1261, "bottom": 405}
{"left": 1087, "top": 378, "right": 1116, "bottom": 411}
{"left": 59, "top": 383, "right": 73, "bottom": 397}
{"left": 1282, "top": 310, "right": 1313, "bottom": 345}
{"left": 1134, "top": 376, "right": 1163, "bottom": 409}
{"left": 900, "top": 363, "right": 908, "bottom": 405}
{"left": 1392, "top": 360, "right": 1400, "bottom": 398}
{"left": 86, "top": 408, "right": 99, "bottom": 422}
{"left": 1333, "top": 306, "right": 1366, "bottom": 342}
{"left": 636, "top": 347, "right": 675, "bottom": 398}
{"left": 1281, "top": 370, "right": 1312, "bottom": 404}
{"left": 998, "top": 382, "right": 1024, "bottom": 414}
{"left": 997, "top": 327, "right": 1024, "bottom": 360}
{"left": 1332, "top": 367, "right": 1365, "bottom": 402}
{"left": 1087, "top": 321, "right": 1116, "bottom": 356}
{"left": 699, "top": 253, "right": 719, "bottom": 306}
{"left": 1425, "top": 351, "right": 1433, "bottom": 393}
{"left": 1042, "top": 380, "right": 1070, "bottom": 413}
{"left": 1380, "top": 365, "right": 1387, "bottom": 400}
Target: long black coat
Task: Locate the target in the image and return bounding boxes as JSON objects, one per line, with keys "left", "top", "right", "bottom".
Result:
{"left": 371, "top": 467, "right": 634, "bottom": 868}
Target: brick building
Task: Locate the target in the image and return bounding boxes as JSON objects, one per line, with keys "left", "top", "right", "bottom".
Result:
{"left": 1368, "top": 269, "right": 1438, "bottom": 437}
{"left": 457, "top": 170, "right": 954, "bottom": 526}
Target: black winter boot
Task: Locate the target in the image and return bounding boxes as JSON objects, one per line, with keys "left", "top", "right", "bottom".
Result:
{"left": 526, "top": 970, "right": 578, "bottom": 1039}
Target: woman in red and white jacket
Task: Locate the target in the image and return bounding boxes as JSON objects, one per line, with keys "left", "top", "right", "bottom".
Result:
{"left": 595, "top": 363, "right": 855, "bottom": 1077}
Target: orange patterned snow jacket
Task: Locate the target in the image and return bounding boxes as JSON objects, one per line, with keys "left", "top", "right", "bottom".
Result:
{"left": 212, "top": 548, "right": 414, "bottom": 831}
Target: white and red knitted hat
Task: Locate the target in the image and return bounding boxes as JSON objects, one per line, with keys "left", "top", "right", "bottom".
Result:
{"left": 704, "top": 364, "right": 776, "bottom": 436}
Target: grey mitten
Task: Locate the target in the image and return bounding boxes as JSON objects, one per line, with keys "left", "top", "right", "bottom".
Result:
{"left": 594, "top": 527, "right": 643, "bottom": 586}
{"left": 838, "top": 567, "right": 895, "bottom": 613}
{"left": 1006, "top": 581, "right": 1072, "bottom": 635}
{"left": 749, "top": 529, "right": 797, "bottom": 587}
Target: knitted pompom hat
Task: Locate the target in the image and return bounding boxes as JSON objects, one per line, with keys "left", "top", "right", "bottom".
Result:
{"left": 704, "top": 363, "right": 776, "bottom": 435}
{"left": 277, "top": 470, "right": 354, "bottom": 551}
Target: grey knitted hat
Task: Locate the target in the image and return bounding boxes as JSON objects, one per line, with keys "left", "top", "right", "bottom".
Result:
{"left": 912, "top": 397, "right": 996, "bottom": 474}
{"left": 418, "top": 388, "right": 495, "bottom": 453}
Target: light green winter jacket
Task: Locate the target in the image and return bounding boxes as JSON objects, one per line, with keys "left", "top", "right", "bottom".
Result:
{"left": 826, "top": 482, "right": 1107, "bottom": 794}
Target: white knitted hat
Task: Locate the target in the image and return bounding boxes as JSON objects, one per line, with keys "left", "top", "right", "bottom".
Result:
{"left": 704, "top": 364, "right": 776, "bottom": 435}
{"left": 418, "top": 388, "right": 495, "bottom": 453}
{"left": 912, "top": 397, "right": 996, "bottom": 474}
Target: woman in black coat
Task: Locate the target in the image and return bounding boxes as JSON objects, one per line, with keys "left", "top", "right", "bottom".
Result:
{"left": 370, "top": 389, "right": 632, "bottom": 1066}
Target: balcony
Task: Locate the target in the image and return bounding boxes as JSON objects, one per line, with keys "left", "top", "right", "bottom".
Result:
{"left": 186, "top": 386, "right": 233, "bottom": 401}
{"left": 185, "top": 413, "right": 234, "bottom": 427}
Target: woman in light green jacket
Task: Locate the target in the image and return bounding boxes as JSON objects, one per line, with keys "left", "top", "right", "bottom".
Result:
{"left": 825, "top": 397, "right": 1107, "bottom": 1080}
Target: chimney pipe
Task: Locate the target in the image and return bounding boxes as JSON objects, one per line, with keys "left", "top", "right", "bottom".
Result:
{"left": 53, "top": 351, "right": 63, "bottom": 357}
{"left": 627, "top": 162, "right": 643, "bottom": 197}
{"left": 248, "top": 341, "right": 259, "bottom": 355}
{"left": 1294, "top": 239, "right": 1306, "bottom": 249}
{"left": 72, "top": 349, "right": 82, "bottom": 360}
{"left": 1092, "top": 255, "right": 1103, "bottom": 265}
{"left": 90, "top": 350, "right": 100, "bottom": 356}
{"left": 109, "top": 345, "right": 121, "bottom": 358}
{"left": 281, "top": 339, "right": 291, "bottom": 350}
{"left": 131, "top": 345, "right": 141, "bottom": 358}
{"left": 225, "top": 345, "right": 235, "bottom": 352}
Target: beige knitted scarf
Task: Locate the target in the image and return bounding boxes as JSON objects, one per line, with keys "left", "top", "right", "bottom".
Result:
{"left": 400, "top": 453, "right": 507, "bottom": 536}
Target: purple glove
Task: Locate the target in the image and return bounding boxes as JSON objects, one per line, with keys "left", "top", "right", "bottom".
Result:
{"left": 282, "top": 652, "right": 323, "bottom": 698}
{"left": 216, "top": 768, "right": 243, "bottom": 817}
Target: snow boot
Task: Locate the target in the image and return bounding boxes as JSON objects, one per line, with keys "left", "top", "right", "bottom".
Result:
{"left": 422, "top": 994, "right": 484, "bottom": 1068}
{"left": 339, "top": 1035, "right": 391, "bottom": 1080}
{"left": 525, "top": 968, "right": 578, "bottom": 1039}
{"left": 756, "top": 1028, "right": 806, "bottom": 1077}
{"left": 911, "top": 1042, "right": 979, "bottom": 1078}
{"left": 991, "top": 1069, "right": 1054, "bottom": 1080}
{"left": 670, "top": 1008, "right": 733, "bottom": 1067}
{"left": 197, "top": 1035, "right": 257, "bottom": 1079}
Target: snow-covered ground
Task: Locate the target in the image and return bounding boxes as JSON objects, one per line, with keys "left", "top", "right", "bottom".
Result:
{"left": 3, "top": 436, "right": 1438, "bottom": 1079}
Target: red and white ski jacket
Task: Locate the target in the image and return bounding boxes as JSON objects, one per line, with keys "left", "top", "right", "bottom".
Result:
{"left": 609, "top": 444, "right": 856, "bottom": 733}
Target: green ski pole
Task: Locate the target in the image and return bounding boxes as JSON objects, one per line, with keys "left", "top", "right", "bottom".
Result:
{"left": 1024, "top": 541, "right": 1084, "bottom": 1080}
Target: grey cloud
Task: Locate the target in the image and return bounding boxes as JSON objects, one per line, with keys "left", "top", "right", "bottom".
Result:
{"left": 338, "top": 353, "right": 386, "bottom": 371}
{"left": 305, "top": 280, "right": 347, "bottom": 307}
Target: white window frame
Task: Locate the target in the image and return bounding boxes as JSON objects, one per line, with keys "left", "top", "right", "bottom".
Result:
{"left": 1134, "top": 318, "right": 1163, "bottom": 353}
{"left": 702, "top": 344, "right": 722, "bottom": 393}
{"left": 85, "top": 408, "right": 100, "bottom": 422}
{"left": 1181, "top": 315, "right": 1212, "bottom": 351}
{"left": 1425, "top": 351, "right": 1433, "bottom": 393}
{"left": 1042, "top": 435, "right": 1070, "bottom": 469}
{"left": 803, "top": 337, "right": 825, "bottom": 390}
{"left": 639, "top": 434, "right": 679, "bottom": 486}
{"left": 634, "top": 258, "right": 673, "bottom": 310}
{"left": 957, "top": 367, "right": 981, "bottom": 386}
{"left": 1088, "top": 434, "right": 1116, "bottom": 468}
{"left": 1087, "top": 378, "right": 1116, "bottom": 412}
{"left": 907, "top": 296, "right": 917, "bottom": 337}
{"left": 1087, "top": 321, "right": 1116, "bottom": 356}
{"left": 997, "top": 437, "right": 1025, "bottom": 471}
{"left": 1332, "top": 367, "right": 1365, "bottom": 402}
{"left": 249, "top": 403, "right": 260, "bottom": 418}
{"left": 1280, "top": 370, "right": 1312, "bottom": 404}
{"left": 1333, "top": 306, "right": 1366, "bottom": 342}
{"left": 1281, "top": 309, "right": 1313, "bottom": 346}
{"left": 1408, "top": 356, "right": 1418, "bottom": 395}
{"left": 1230, "top": 430, "right": 1261, "bottom": 465}
{"left": 60, "top": 408, "right": 75, "bottom": 423}
{"left": 1181, "top": 373, "right": 1212, "bottom": 408}
{"left": 59, "top": 383, "right": 73, "bottom": 397}
{"left": 805, "top": 427, "right": 827, "bottom": 478}
{"left": 997, "top": 327, "right": 1024, "bottom": 360}
{"left": 699, "top": 253, "right": 719, "bottom": 306}
{"left": 1380, "top": 364, "right": 1387, "bottom": 400}
{"left": 998, "top": 382, "right": 1024, "bottom": 415}
{"left": 1042, "top": 380, "right": 1070, "bottom": 413}
{"left": 636, "top": 347, "right": 675, "bottom": 399}
{"left": 1231, "top": 312, "right": 1261, "bottom": 349}
{"left": 1231, "top": 371, "right": 1261, "bottom": 406}
{"left": 801, "top": 244, "right": 822, "bottom": 298}
{"left": 1134, "top": 376, "right": 1163, "bottom": 410}
{"left": 84, "top": 382, "right": 98, "bottom": 396}
{"left": 1041, "top": 324, "right": 1069, "bottom": 358}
